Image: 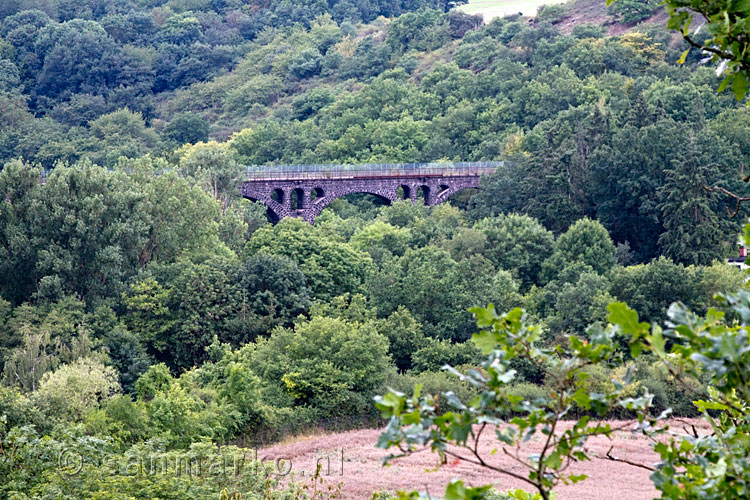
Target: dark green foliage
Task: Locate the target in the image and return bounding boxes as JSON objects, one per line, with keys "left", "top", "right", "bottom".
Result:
{"left": 163, "top": 112, "right": 210, "bottom": 145}
{"left": 235, "top": 253, "right": 312, "bottom": 343}
{"left": 386, "top": 9, "right": 450, "bottom": 53}
{"left": 475, "top": 214, "right": 555, "bottom": 289}
{"left": 542, "top": 218, "right": 617, "bottom": 281}
{"left": 1, "top": 4, "right": 750, "bottom": 499}
{"left": 376, "top": 306, "right": 428, "bottom": 373}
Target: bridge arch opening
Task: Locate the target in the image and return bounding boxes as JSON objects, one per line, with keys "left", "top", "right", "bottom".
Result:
{"left": 270, "top": 188, "right": 285, "bottom": 204}
{"left": 317, "top": 192, "right": 391, "bottom": 220}
{"left": 290, "top": 188, "right": 306, "bottom": 210}
{"left": 416, "top": 185, "right": 430, "bottom": 204}
{"left": 310, "top": 187, "right": 325, "bottom": 203}
{"left": 397, "top": 185, "right": 411, "bottom": 200}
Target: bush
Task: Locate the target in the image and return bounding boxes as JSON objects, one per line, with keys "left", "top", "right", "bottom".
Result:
{"left": 251, "top": 316, "right": 391, "bottom": 418}
{"left": 385, "top": 370, "right": 479, "bottom": 407}
{"left": 608, "top": 0, "right": 660, "bottom": 23}
{"left": 32, "top": 357, "right": 120, "bottom": 423}
{"left": 411, "top": 338, "right": 481, "bottom": 372}
{"left": 636, "top": 358, "right": 702, "bottom": 417}
{"left": 537, "top": 4, "right": 567, "bottom": 23}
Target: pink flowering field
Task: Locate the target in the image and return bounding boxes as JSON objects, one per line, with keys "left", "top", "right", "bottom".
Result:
{"left": 259, "top": 419, "right": 709, "bottom": 499}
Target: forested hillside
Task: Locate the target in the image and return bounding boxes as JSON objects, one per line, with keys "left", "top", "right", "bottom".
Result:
{"left": 2, "top": 0, "right": 750, "bottom": 498}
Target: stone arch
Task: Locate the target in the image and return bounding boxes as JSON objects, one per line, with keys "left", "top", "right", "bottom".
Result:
{"left": 270, "top": 188, "right": 285, "bottom": 204}
{"left": 417, "top": 185, "right": 431, "bottom": 204}
{"left": 397, "top": 185, "right": 411, "bottom": 200}
{"left": 303, "top": 188, "right": 396, "bottom": 223}
{"left": 291, "top": 187, "right": 306, "bottom": 210}
{"left": 433, "top": 184, "right": 479, "bottom": 205}
{"left": 240, "top": 188, "right": 284, "bottom": 222}
{"left": 310, "top": 187, "right": 325, "bottom": 202}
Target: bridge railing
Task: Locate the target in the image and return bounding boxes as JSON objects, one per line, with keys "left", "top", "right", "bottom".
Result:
{"left": 244, "top": 161, "right": 502, "bottom": 181}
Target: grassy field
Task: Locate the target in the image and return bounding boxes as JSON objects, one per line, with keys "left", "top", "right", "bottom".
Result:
{"left": 459, "top": 0, "right": 568, "bottom": 19}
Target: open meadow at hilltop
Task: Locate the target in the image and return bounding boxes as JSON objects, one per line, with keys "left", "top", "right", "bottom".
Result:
{"left": 460, "top": 0, "right": 567, "bottom": 19}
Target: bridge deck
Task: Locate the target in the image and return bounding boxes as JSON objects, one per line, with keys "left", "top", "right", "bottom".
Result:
{"left": 245, "top": 161, "right": 501, "bottom": 181}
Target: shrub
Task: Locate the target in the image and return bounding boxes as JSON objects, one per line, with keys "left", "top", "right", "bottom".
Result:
{"left": 608, "top": 0, "right": 660, "bottom": 23}
{"left": 385, "top": 370, "right": 479, "bottom": 407}
{"left": 411, "top": 338, "right": 481, "bottom": 373}
{"left": 32, "top": 357, "right": 120, "bottom": 423}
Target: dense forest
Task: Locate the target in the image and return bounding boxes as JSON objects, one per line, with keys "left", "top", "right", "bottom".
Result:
{"left": 2, "top": 0, "right": 750, "bottom": 498}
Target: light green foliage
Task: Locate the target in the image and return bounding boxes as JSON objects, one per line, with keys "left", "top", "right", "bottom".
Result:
{"left": 444, "top": 226, "right": 488, "bottom": 262}
{"left": 123, "top": 277, "right": 173, "bottom": 356}
{"left": 351, "top": 221, "right": 411, "bottom": 264}
{"left": 123, "top": 157, "right": 230, "bottom": 265}
{"left": 177, "top": 141, "right": 243, "bottom": 211}
{"left": 481, "top": 269, "right": 524, "bottom": 314}
{"left": 251, "top": 315, "right": 390, "bottom": 418}
{"left": 0, "top": 297, "right": 101, "bottom": 392}
{"left": 245, "top": 218, "right": 374, "bottom": 301}
{"left": 86, "top": 109, "right": 161, "bottom": 167}
{"left": 410, "top": 338, "right": 481, "bottom": 372}
{"left": 0, "top": 425, "right": 292, "bottom": 500}
{"left": 135, "top": 363, "right": 173, "bottom": 401}
{"left": 33, "top": 357, "right": 120, "bottom": 423}
{"left": 609, "top": 256, "right": 703, "bottom": 324}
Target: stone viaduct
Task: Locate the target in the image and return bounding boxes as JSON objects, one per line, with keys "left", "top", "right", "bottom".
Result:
{"left": 241, "top": 162, "right": 500, "bottom": 224}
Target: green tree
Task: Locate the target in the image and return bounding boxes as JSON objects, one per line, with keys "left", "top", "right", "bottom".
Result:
{"left": 0, "top": 160, "right": 43, "bottom": 304}
{"left": 608, "top": 0, "right": 660, "bottom": 23}
{"left": 475, "top": 214, "right": 555, "bottom": 289}
{"left": 177, "top": 141, "right": 243, "bottom": 212}
{"left": 163, "top": 111, "right": 210, "bottom": 145}
{"left": 22, "top": 161, "right": 151, "bottom": 304}
{"left": 245, "top": 218, "right": 374, "bottom": 301}
{"left": 86, "top": 109, "right": 160, "bottom": 166}
{"left": 163, "top": 257, "right": 241, "bottom": 370}
{"left": 657, "top": 134, "right": 735, "bottom": 265}
{"left": 32, "top": 357, "right": 120, "bottom": 423}
{"left": 376, "top": 306, "right": 428, "bottom": 373}
{"left": 369, "top": 246, "right": 477, "bottom": 341}
{"left": 234, "top": 253, "right": 312, "bottom": 343}
{"left": 252, "top": 315, "right": 391, "bottom": 417}
{"left": 542, "top": 218, "right": 617, "bottom": 281}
